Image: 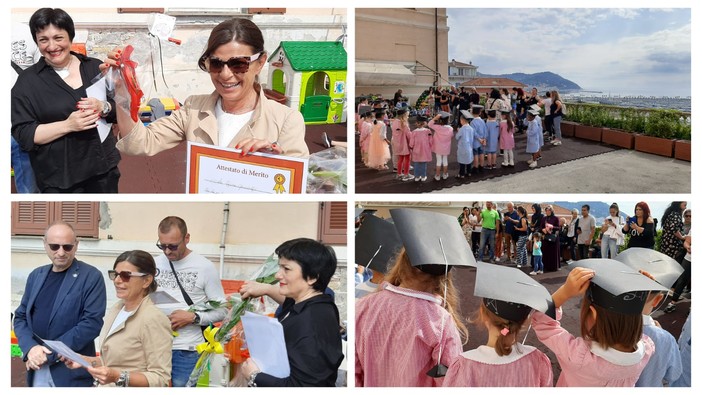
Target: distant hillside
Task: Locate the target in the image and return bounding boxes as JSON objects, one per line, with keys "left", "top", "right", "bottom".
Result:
{"left": 477, "top": 71, "right": 581, "bottom": 91}
{"left": 554, "top": 201, "right": 631, "bottom": 223}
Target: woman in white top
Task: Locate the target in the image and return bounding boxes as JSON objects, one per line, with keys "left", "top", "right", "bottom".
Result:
{"left": 600, "top": 203, "right": 625, "bottom": 259}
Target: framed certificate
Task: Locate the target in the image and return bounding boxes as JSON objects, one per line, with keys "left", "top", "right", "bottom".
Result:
{"left": 186, "top": 142, "right": 308, "bottom": 194}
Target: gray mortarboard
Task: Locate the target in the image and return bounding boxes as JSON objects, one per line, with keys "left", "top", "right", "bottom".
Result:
{"left": 438, "top": 111, "right": 451, "bottom": 119}
{"left": 389, "top": 208, "right": 477, "bottom": 275}
{"left": 615, "top": 248, "right": 684, "bottom": 289}
{"left": 471, "top": 104, "right": 484, "bottom": 113}
{"left": 574, "top": 259, "right": 668, "bottom": 315}
{"left": 475, "top": 262, "right": 556, "bottom": 321}
{"left": 459, "top": 109, "right": 474, "bottom": 120}
{"left": 527, "top": 108, "right": 540, "bottom": 116}
{"left": 355, "top": 215, "right": 402, "bottom": 274}
{"left": 529, "top": 104, "right": 541, "bottom": 112}
{"left": 416, "top": 115, "right": 428, "bottom": 123}
{"left": 389, "top": 208, "right": 476, "bottom": 378}
{"left": 359, "top": 105, "right": 372, "bottom": 115}
{"left": 396, "top": 108, "right": 408, "bottom": 116}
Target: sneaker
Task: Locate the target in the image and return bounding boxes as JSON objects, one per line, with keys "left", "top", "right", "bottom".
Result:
{"left": 421, "top": 176, "right": 427, "bottom": 182}
{"left": 663, "top": 303, "right": 677, "bottom": 313}
{"left": 566, "top": 259, "right": 573, "bottom": 264}
{"left": 529, "top": 161, "right": 537, "bottom": 169}
{"left": 553, "top": 140, "right": 562, "bottom": 146}
{"left": 536, "top": 156, "right": 543, "bottom": 161}
{"left": 396, "top": 173, "right": 404, "bottom": 180}
{"left": 501, "top": 162, "right": 509, "bottom": 166}
{"left": 516, "top": 264, "right": 522, "bottom": 268}
{"left": 322, "top": 132, "right": 331, "bottom": 148}
{"left": 529, "top": 271, "right": 537, "bottom": 276}
{"left": 442, "top": 173, "right": 449, "bottom": 180}
{"left": 434, "top": 175, "right": 441, "bottom": 181}
{"left": 538, "top": 270, "right": 543, "bottom": 274}
{"left": 414, "top": 176, "right": 420, "bottom": 182}
{"left": 402, "top": 175, "right": 414, "bottom": 181}
{"left": 527, "top": 159, "right": 534, "bottom": 164}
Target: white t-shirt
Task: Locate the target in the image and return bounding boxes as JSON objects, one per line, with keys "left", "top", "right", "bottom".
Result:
{"left": 215, "top": 98, "right": 254, "bottom": 148}
{"left": 542, "top": 98, "right": 552, "bottom": 116}
{"left": 470, "top": 214, "right": 482, "bottom": 232}
{"left": 108, "top": 307, "right": 135, "bottom": 336}
{"left": 154, "top": 251, "right": 227, "bottom": 350}
{"left": 11, "top": 22, "right": 41, "bottom": 86}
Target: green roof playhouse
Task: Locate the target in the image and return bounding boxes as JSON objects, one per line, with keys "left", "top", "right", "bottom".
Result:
{"left": 267, "top": 41, "right": 347, "bottom": 125}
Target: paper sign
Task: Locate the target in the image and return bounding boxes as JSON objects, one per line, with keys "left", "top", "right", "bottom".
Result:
{"left": 186, "top": 142, "right": 308, "bottom": 194}
{"left": 85, "top": 76, "right": 112, "bottom": 142}
{"left": 241, "top": 312, "right": 290, "bottom": 378}
{"left": 40, "top": 338, "right": 92, "bottom": 368}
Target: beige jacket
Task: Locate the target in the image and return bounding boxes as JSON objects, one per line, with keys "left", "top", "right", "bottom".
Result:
{"left": 116, "top": 84, "right": 309, "bottom": 158}
{"left": 98, "top": 296, "right": 172, "bottom": 387}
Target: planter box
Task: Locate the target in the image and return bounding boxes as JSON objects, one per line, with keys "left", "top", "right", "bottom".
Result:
{"left": 561, "top": 121, "right": 576, "bottom": 137}
{"left": 574, "top": 124, "right": 602, "bottom": 142}
{"left": 602, "top": 128, "right": 635, "bottom": 149}
{"left": 674, "top": 140, "right": 691, "bottom": 161}
{"left": 634, "top": 134, "right": 674, "bottom": 158}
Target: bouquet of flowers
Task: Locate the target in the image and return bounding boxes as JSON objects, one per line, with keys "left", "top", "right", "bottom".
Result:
{"left": 186, "top": 254, "right": 279, "bottom": 387}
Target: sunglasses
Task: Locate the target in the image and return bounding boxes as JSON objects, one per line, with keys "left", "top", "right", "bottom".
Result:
{"left": 47, "top": 244, "right": 75, "bottom": 252}
{"left": 108, "top": 270, "right": 148, "bottom": 282}
{"left": 204, "top": 52, "right": 262, "bottom": 74}
{"left": 156, "top": 240, "right": 181, "bottom": 251}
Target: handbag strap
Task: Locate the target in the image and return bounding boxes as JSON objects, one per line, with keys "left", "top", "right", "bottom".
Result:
{"left": 168, "top": 260, "right": 194, "bottom": 306}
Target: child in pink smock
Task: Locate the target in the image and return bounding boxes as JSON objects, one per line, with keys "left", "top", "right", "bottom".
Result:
{"left": 356, "top": 97, "right": 369, "bottom": 131}
{"left": 429, "top": 112, "right": 453, "bottom": 181}
{"left": 358, "top": 111, "right": 373, "bottom": 165}
{"left": 391, "top": 109, "right": 412, "bottom": 181}
{"left": 499, "top": 109, "right": 515, "bottom": 167}
{"left": 444, "top": 262, "right": 554, "bottom": 387}
{"left": 356, "top": 209, "right": 474, "bottom": 387}
{"left": 366, "top": 110, "right": 391, "bottom": 170}
{"left": 532, "top": 263, "right": 660, "bottom": 387}
{"left": 409, "top": 115, "right": 433, "bottom": 182}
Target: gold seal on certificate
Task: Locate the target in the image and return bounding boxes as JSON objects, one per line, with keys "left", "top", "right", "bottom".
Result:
{"left": 186, "top": 142, "right": 308, "bottom": 194}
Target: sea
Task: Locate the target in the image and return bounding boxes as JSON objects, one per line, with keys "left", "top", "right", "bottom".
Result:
{"left": 562, "top": 91, "right": 691, "bottom": 113}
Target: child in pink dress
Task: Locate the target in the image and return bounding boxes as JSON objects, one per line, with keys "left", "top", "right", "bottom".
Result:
{"left": 358, "top": 111, "right": 372, "bottom": 165}
{"left": 391, "top": 109, "right": 412, "bottom": 181}
{"left": 429, "top": 112, "right": 453, "bottom": 181}
{"left": 409, "top": 115, "right": 433, "bottom": 182}
{"left": 356, "top": 97, "right": 369, "bottom": 131}
{"left": 499, "top": 109, "right": 515, "bottom": 167}
{"left": 532, "top": 263, "right": 659, "bottom": 387}
{"left": 443, "top": 263, "right": 553, "bottom": 387}
{"left": 366, "top": 110, "right": 391, "bottom": 170}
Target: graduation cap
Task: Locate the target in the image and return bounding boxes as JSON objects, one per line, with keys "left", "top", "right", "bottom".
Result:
{"left": 354, "top": 208, "right": 365, "bottom": 219}
{"left": 438, "top": 111, "right": 451, "bottom": 118}
{"left": 574, "top": 259, "right": 669, "bottom": 315}
{"left": 500, "top": 108, "right": 511, "bottom": 114}
{"left": 389, "top": 208, "right": 476, "bottom": 275}
{"left": 389, "top": 208, "right": 476, "bottom": 378}
{"left": 615, "top": 248, "right": 684, "bottom": 289}
{"left": 527, "top": 108, "right": 540, "bottom": 116}
{"left": 358, "top": 105, "right": 372, "bottom": 116}
{"left": 415, "top": 115, "right": 428, "bottom": 123}
{"left": 474, "top": 262, "right": 556, "bottom": 321}
{"left": 459, "top": 110, "right": 474, "bottom": 120}
{"left": 471, "top": 105, "right": 484, "bottom": 114}
{"left": 395, "top": 108, "right": 408, "bottom": 116}
{"left": 355, "top": 215, "right": 402, "bottom": 274}
{"left": 529, "top": 104, "right": 541, "bottom": 112}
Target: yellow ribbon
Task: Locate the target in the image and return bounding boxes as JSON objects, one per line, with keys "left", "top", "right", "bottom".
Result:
{"left": 194, "top": 326, "right": 223, "bottom": 369}
{"left": 273, "top": 173, "right": 286, "bottom": 194}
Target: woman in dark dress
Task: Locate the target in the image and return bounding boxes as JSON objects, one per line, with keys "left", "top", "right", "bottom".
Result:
{"left": 539, "top": 205, "right": 561, "bottom": 272}
{"left": 623, "top": 201, "right": 656, "bottom": 249}
{"left": 659, "top": 201, "right": 687, "bottom": 259}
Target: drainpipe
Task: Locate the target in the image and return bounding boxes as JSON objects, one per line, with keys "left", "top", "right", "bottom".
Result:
{"left": 435, "top": 8, "right": 439, "bottom": 87}
{"left": 219, "top": 202, "right": 230, "bottom": 279}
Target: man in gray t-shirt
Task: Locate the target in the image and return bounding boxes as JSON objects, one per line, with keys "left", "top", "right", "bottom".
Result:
{"left": 577, "top": 205, "right": 596, "bottom": 259}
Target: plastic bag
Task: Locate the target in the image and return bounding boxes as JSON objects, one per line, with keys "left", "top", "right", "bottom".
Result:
{"left": 306, "top": 147, "right": 347, "bottom": 193}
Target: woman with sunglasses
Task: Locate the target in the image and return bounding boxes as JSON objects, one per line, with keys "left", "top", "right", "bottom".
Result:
{"left": 63, "top": 250, "right": 172, "bottom": 387}
{"left": 11, "top": 8, "right": 121, "bottom": 193}
{"left": 104, "top": 18, "right": 308, "bottom": 159}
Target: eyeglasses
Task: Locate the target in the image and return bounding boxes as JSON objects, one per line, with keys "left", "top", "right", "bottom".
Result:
{"left": 204, "top": 52, "right": 262, "bottom": 74}
{"left": 47, "top": 244, "right": 75, "bottom": 252}
{"left": 108, "top": 270, "right": 147, "bottom": 282}
{"left": 156, "top": 240, "right": 181, "bottom": 251}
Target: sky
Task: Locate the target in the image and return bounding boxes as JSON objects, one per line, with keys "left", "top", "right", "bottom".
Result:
{"left": 447, "top": 8, "right": 691, "bottom": 97}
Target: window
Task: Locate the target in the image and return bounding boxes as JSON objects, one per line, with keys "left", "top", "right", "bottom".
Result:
{"left": 11, "top": 202, "right": 100, "bottom": 238}
{"left": 318, "top": 202, "right": 347, "bottom": 245}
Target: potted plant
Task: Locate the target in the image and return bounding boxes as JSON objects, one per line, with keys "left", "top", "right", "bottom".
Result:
{"left": 674, "top": 118, "right": 692, "bottom": 161}
{"left": 634, "top": 110, "right": 678, "bottom": 157}
{"left": 601, "top": 108, "right": 639, "bottom": 149}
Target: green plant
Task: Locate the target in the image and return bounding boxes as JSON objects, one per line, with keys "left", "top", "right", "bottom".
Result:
{"left": 645, "top": 109, "right": 681, "bottom": 139}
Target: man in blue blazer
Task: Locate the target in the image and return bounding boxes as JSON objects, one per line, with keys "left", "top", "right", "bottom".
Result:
{"left": 13, "top": 222, "right": 106, "bottom": 387}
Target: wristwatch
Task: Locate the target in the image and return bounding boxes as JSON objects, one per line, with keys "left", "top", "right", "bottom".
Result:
{"left": 115, "top": 370, "right": 129, "bottom": 387}
{"left": 100, "top": 101, "right": 112, "bottom": 117}
{"left": 193, "top": 313, "right": 201, "bottom": 325}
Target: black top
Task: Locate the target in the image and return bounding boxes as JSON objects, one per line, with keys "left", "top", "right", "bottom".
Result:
{"left": 624, "top": 221, "right": 656, "bottom": 249}
{"left": 11, "top": 52, "right": 120, "bottom": 191}
{"left": 255, "top": 294, "right": 343, "bottom": 387}
{"left": 530, "top": 213, "right": 544, "bottom": 234}
{"left": 550, "top": 100, "right": 563, "bottom": 117}
{"left": 513, "top": 216, "right": 528, "bottom": 238}
{"left": 468, "top": 93, "right": 480, "bottom": 106}
{"left": 31, "top": 269, "right": 68, "bottom": 339}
